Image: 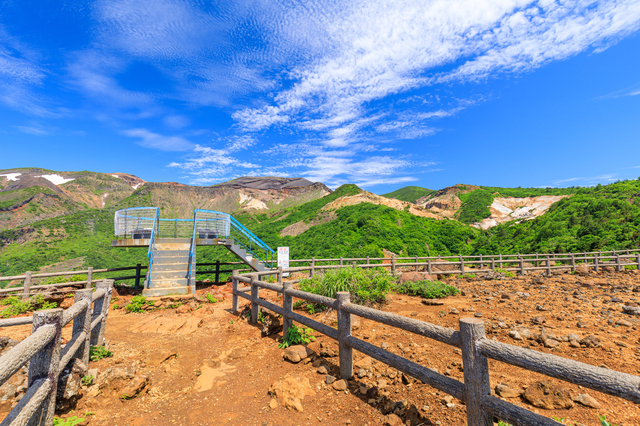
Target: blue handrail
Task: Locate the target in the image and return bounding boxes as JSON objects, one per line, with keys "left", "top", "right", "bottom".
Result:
{"left": 147, "top": 208, "right": 160, "bottom": 281}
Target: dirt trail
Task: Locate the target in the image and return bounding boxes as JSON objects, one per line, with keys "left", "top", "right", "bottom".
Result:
{"left": 2, "top": 271, "right": 640, "bottom": 426}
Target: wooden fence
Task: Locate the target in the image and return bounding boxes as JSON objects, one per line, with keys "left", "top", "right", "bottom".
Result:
{"left": 0, "top": 261, "right": 246, "bottom": 298}
{"left": 0, "top": 280, "right": 114, "bottom": 426}
{"left": 232, "top": 267, "right": 640, "bottom": 426}
{"left": 285, "top": 248, "right": 640, "bottom": 278}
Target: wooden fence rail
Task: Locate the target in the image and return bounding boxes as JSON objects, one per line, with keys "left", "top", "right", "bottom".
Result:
{"left": 0, "top": 280, "right": 113, "bottom": 426}
{"left": 232, "top": 267, "right": 640, "bottom": 426}
{"left": 0, "top": 260, "right": 246, "bottom": 297}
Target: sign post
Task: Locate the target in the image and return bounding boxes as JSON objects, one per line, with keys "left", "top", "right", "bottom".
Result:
{"left": 278, "top": 247, "right": 290, "bottom": 277}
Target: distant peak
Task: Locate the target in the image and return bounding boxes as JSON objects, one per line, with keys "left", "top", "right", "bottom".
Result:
{"left": 213, "top": 176, "right": 318, "bottom": 190}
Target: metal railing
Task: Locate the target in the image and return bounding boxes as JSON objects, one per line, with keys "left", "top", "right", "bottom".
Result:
{"left": 229, "top": 215, "right": 275, "bottom": 268}
{"left": 0, "top": 280, "right": 114, "bottom": 426}
{"left": 232, "top": 268, "right": 639, "bottom": 426}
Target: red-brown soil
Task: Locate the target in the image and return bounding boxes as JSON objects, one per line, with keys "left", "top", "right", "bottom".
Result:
{"left": 1, "top": 269, "right": 639, "bottom": 426}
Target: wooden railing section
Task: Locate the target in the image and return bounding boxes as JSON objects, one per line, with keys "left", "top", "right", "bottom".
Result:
{"left": 232, "top": 267, "right": 640, "bottom": 426}
{"left": 0, "top": 261, "right": 246, "bottom": 297}
{"left": 0, "top": 280, "right": 114, "bottom": 426}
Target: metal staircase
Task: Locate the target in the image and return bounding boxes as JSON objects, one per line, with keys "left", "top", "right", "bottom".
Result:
{"left": 113, "top": 207, "right": 275, "bottom": 296}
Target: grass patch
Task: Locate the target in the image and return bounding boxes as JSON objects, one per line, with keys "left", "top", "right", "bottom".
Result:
{"left": 298, "top": 266, "right": 393, "bottom": 308}
{"left": 394, "top": 280, "right": 459, "bottom": 299}
{"left": 495, "top": 268, "right": 516, "bottom": 278}
{"left": 0, "top": 294, "right": 58, "bottom": 318}
{"left": 89, "top": 345, "right": 112, "bottom": 362}
{"left": 279, "top": 324, "right": 316, "bottom": 349}
{"left": 124, "top": 295, "right": 152, "bottom": 313}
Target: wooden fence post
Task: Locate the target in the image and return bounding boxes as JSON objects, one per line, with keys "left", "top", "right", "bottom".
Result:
{"left": 85, "top": 267, "right": 93, "bottom": 289}
{"left": 637, "top": 252, "right": 640, "bottom": 271}
{"left": 366, "top": 256, "right": 370, "bottom": 265}
{"left": 90, "top": 280, "right": 113, "bottom": 347}
{"left": 310, "top": 257, "right": 315, "bottom": 278}
{"left": 499, "top": 254, "right": 502, "bottom": 269}
{"left": 594, "top": 255, "right": 599, "bottom": 273}
{"left": 415, "top": 255, "right": 419, "bottom": 272}
{"left": 535, "top": 253, "right": 539, "bottom": 268}
{"left": 250, "top": 276, "right": 259, "bottom": 323}
{"left": 215, "top": 260, "right": 221, "bottom": 283}
{"left": 616, "top": 254, "right": 622, "bottom": 272}
{"left": 459, "top": 256, "right": 465, "bottom": 275}
{"left": 479, "top": 253, "right": 483, "bottom": 270}
{"left": 134, "top": 263, "right": 141, "bottom": 289}
{"left": 570, "top": 254, "right": 575, "bottom": 273}
{"left": 337, "top": 291, "right": 353, "bottom": 380}
{"left": 21, "top": 271, "right": 32, "bottom": 300}
{"left": 231, "top": 270, "right": 239, "bottom": 313}
{"left": 391, "top": 256, "right": 396, "bottom": 274}
{"left": 283, "top": 281, "right": 293, "bottom": 338}
{"left": 490, "top": 257, "right": 495, "bottom": 271}
{"left": 72, "top": 289, "right": 93, "bottom": 370}
{"left": 519, "top": 255, "right": 525, "bottom": 276}
{"left": 459, "top": 318, "right": 492, "bottom": 426}
{"left": 339, "top": 257, "right": 343, "bottom": 266}
{"left": 352, "top": 261, "right": 357, "bottom": 269}
{"left": 28, "top": 308, "right": 63, "bottom": 426}
{"left": 546, "top": 255, "right": 551, "bottom": 276}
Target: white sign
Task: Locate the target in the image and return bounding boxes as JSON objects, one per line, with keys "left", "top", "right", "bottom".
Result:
{"left": 277, "top": 246, "right": 290, "bottom": 277}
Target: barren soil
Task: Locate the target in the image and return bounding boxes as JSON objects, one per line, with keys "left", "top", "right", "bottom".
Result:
{"left": 2, "top": 269, "right": 639, "bottom": 426}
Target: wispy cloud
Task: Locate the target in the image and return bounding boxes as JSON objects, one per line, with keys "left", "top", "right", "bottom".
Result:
{"left": 552, "top": 173, "right": 619, "bottom": 186}
{"left": 15, "top": 125, "right": 50, "bottom": 136}
{"left": 123, "top": 128, "right": 194, "bottom": 151}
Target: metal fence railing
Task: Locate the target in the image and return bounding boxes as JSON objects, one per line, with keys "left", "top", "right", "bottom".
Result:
{"left": 0, "top": 280, "right": 114, "bottom": 426}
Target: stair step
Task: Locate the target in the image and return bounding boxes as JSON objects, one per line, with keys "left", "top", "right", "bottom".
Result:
{"left": 148, "top": 278, "right": 189, "bottom": 288}
{"left": 151, "top": 264, "right": 189, "bottom": 272}
{"left": 153, "top": 250, "right": 190, "bottom": 257}
{"left": 150, "top": 271, "right": 188, "bottom": 280}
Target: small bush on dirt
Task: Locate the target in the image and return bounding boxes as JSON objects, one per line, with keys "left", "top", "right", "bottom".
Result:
{"left": 205, "top": 293, "right": 218, "bottom": 303}
{"left": 299, "top": 267, "right": 393, "bottom": 309}
{"left": 279, "top": 324, "right": 316, "bottom": 349}
{"left": 89, "top": 346, "right": 112, "bottom": 362}
{"left": 125, "top": 295, "right": 150, "bottom": 313}
{"left": 394, "top": 280, "right": 460, "bottom": 299}
{"left": 462, "top": 273, "right": 476, "bottom": 279}
{"left": 600, "top": 415, "right": 619, "bottom": 426}
{"left": 41, "top": 275, "right": 85, "bottom": 285}
{"left": 0, "top": 294, "right": 58, "bottom": 318}
{"left": 495, "top": 268, "right": 516, "bottom": 278}
{"left": 81, "top": 375, "right": 94, "bottom": 386}
{"left": 53, "top": 416, "right": 85, "bottom": 426}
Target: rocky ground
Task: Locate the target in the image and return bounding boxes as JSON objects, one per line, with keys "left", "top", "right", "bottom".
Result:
{"left": 1, "top": 267, "right": 639, "bottom": 426}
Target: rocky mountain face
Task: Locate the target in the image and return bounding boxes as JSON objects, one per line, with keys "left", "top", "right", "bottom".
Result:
{"left": 0, "top": 169, "right": 332, "bottom": 230}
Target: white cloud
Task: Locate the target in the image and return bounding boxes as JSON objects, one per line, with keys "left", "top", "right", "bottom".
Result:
{"left": 15, "top": 125, "right": 49, "bottom": 136}
{"left": 122, "top": 128, "right": 194, "bottom": 151}
{"left": 234, "top": 0, "right": 640, "bottom": 146}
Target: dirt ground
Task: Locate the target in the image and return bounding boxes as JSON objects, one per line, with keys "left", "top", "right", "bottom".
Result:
{"left": 1, "top": 268, "right": 639, "bottom": 426}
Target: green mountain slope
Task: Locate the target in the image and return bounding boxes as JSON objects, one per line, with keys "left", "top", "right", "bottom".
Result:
{"left": 381, "top": 186, "right": 435, "bottom": 203}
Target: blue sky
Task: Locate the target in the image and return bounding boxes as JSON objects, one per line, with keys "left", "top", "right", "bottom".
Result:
{"left": 1, "top": 0, "right": 640, "bottom": 194}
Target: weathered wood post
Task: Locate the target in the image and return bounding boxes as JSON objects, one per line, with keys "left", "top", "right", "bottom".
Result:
{"left": 352, "top": 261, "right": 357, "bottom": 269}
{"left": 459, "top": 256, "right": 465, "bottom": 275}
{"left": 310, "top": 257, "right": 315, "bottom": 278}
{"left": 490, "top": 257, "right": 495, "bottom": 271}
{"left": 499, "top": 254, "right": 502, "bottom": 269}
{"left": 479, "top": 254, "right": 483, "bottom": 270}
{"left": 546, "top": 255, "right": 551, "bottom": 277}
{"left": 535, "top": 252, "right": 539, "bottom": 268}
{"left": 595, "top": 254, "right": 599, "bottom": 272}
{"left": 73, "top": 289, "right": 93, "bottom": 370}
{"left": 283, "top": 280, "right": 293, "bottom": 339}
{"left": 90, "top": 280, "right": 113, "bottom": 347}
{"left": 134, "top": 264, "right": 141, "bottom": 289}
{"left": 339, "top": 256, "right": 343, "bottom": 266}
{"left": 85, "top": 267, "right": 93, "bottom": 289}
{"left": 215, "top": 260, "right": 221, "bottom": 284}
{"left": 459, "top": 318, "right": 492, "bottom": 426}
{"left": 366, "top": 256, "right": 370, "bottom": 265}
{"left": 29, "top": 308, "right": 63, "bottom": 426}
{"left": 519, "top": 254, "right": 525, "bottom": 276}
{"left": 570, "top": 254, "right": 575, "bottom": 273}
{"left": 616, "top": 254, "right": 622, "bottom": 272}
{"left": 250, "top": 275, "right": 259, "bottom": 323}
{"left": 336, "top": 291, "right": 353, "bottom": 380}
{"left": 21, "top": 271, "right": 33, "bottom": 300}
{"left": 637, "top": 252, "right": 640, "bottom": 271}
{"left": 391, "top": 256, "right": 396, "bottom": 274}
{"left": 415, "top": 255, "right": 419, "bottom": 272}
{"left": 231, "top": 270, "right": 239, "bottom": 313}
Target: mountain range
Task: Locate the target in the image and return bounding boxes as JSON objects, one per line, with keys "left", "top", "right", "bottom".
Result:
{"left": 1, "top": 167, "right": 639, "bottom": 280}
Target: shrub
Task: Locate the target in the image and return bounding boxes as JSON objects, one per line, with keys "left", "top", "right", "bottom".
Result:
{"left": 41, "top": 275, "right": 85, "bottom": 285}
{"left": 279, "top": 324, "right": 316, "bottom": 349}
{"left": 89, "top": 346, "right": 112, "bottom": 362}
{"left": 495, "top": 268, "right": 516, "bottom": 278}
{"left": 81, "top": 375, "right": 94, "bottom": 386}
{"left": 125, "top": 295, "right": 150, "bottom": 313}
{"left": 0, "top": 294, "right": 57, "bottom": 318}
{"left": 205, "top": 293, "right": 218, "bottom": 303}
{"left": 299, "top": 267, "right": 393, "bottom": 309}
{"left": 394, "top": 280, "right": 460, "bottom": 299}
{"left": 53, "top": 417, "right": 85, "bottom": 426}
